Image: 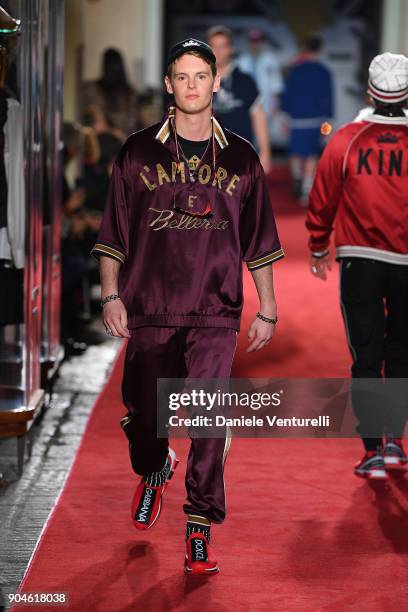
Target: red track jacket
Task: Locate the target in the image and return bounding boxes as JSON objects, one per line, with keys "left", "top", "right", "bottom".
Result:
{"left": 306, "top": 108, "right": 408, "bottom": 265}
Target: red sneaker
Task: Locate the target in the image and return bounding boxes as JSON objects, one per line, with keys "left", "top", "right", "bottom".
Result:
{"left": 131, "top": 448, "right": 179, "bottom": 530}
{"left": 185, "top": 533, "right": 219, "bottom": 575}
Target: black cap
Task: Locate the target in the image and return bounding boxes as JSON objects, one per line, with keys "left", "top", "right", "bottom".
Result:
{"left": 167, "top": 38, "right": 216, "bottom": 68}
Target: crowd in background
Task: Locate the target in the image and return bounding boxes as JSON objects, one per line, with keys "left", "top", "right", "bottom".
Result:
{"left": 61, "top": 49, "right": 162, "bottom": 354}
{"left": 61, "top": 31, "right": 334, "bottom": 354}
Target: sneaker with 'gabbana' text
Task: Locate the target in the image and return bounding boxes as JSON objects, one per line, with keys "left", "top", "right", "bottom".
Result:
{"left": 131, "top": 447, "right": 179, "bottom": 530}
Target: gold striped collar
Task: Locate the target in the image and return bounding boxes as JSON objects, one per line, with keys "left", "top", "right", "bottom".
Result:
{"left": 155, "top": 106, "right": 229, "bottom": 149}
{"left": 212, "top": 115, "right": 229, "bottom": 149}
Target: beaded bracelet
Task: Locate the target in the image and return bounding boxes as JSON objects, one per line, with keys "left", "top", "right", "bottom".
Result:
{"left": 256, "top": 311, "right": 278, "bottom": 325}
{"left": 100, "top": 293, "right": 121, "bottom": 308}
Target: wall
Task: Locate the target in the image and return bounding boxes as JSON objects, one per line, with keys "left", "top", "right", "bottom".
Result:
{"left": 64, "top": 0, "right": 84, "bottom": 121}
{"left": 82, "top": 0, "right": 145, "bottom": 88}
{"left": 381, "top": 0, "right": 408, "bottom": 54}
{"left": 64, "top": 0, "right": 164, "bottom": 121}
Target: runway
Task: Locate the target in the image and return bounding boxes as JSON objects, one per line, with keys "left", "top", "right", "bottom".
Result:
{"left": 12, "top": 167, "right": 408, "bottom": 612}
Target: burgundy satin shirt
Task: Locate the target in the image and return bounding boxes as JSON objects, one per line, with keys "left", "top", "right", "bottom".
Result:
{"left": 91, "top": 107, "right": 284, "bottom": 331}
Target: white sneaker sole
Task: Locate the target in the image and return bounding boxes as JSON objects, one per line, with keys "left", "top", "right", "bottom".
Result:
{"left": 368, "top": 469, "right": 388, "bottom": 479}
{"left": 384, "top": 456, "right": 407, "bottom": 469}
{"left": 184, "top": 557, "right": 220, "bottom": 575}
{"left": 355, "top": 468, "right": 388, "bottom": 479}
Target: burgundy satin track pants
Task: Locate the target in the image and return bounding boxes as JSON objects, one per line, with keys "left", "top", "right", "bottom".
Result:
{"left": 121, "top": 326, "right": 237, "bottom": 523}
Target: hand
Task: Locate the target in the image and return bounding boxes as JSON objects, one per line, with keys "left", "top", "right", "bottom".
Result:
{"left": 103, "top": 299, "right": 131, "bottom": 338}
{"left": 65, "top": 188, "right": 86, "bottom": 214}
{"left": 70, "top": 214, "right": 87, "bottom": 237}
{"left": 247, "top": 311, "right": 276, "bottom": 353}
{"left": 84, "top": 212, "right": 102, "bottom": 232}
{"left": 310, "top": 254, "right": 332, "bottom": 281}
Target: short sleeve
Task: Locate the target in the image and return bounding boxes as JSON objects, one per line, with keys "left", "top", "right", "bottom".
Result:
{"left": 90, "top": 159, "right": 129, "bottom": 264}
{"left": 240, "top": 161, "right": 284, "bottom": 270}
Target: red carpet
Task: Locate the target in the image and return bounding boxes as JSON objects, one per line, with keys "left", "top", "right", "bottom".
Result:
{"left": 234, "top": 165, "right": 350, "bottom": 378}
{"left": 13, "top": 167, "right": 408, "bottom": 611}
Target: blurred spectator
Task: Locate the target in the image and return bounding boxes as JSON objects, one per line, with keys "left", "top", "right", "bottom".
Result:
{"left": 62, "top": 122, "right": 86, "bottom": 217}
{"left": 85, "top": 138, "right": 122, "bottom": 214}
{"left": 281, "top": 34, "right": 333, "bottom": 203}
{"left": 207, "top": 25, "right": 272, "bottom": 173}
{"left": 84, "top": 105, "right": 126, "bottom": 142}
{"left": 82, "top": 48, "right": 138, "bottom": 137}
{"left": 82, "top": 125, "right": 101, "bottom": 167}
{"left": 83, "top": 107, "right": 123, "bottom": 214}
{"left": 137, "top": 89, "right": 162, "bottom": 130}
{"left": 61, "top": 122, "right": 101, "bottom": 354}
{"left": 237, "top": 29, "right": 284, "bottom": 140}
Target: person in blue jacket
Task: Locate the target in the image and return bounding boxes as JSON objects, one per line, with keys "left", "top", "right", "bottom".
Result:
{"left": 282, "top": 34, "right": 333, "bottom": 203}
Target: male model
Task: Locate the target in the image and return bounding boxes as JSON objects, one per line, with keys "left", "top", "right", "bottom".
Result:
{"left": 306, "top": 52, "right": 408, "bottom": 479}
{"left": 92, "top": 38, "right": 283, "bottom": 573}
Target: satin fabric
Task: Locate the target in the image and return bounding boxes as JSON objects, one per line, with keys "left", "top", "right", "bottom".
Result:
{"left": 92, "top": 109, "right": 282, "bottom": 331}
{"left": 307, "top": 112, "right": 408, "bottom": 261}
{"left": 121, "top": 326, "right": 237, "bottom": 523}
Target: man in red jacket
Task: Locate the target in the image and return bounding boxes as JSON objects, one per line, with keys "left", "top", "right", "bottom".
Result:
{"left": 91, "top": 39, "right": 283, "bottom": 574}
{"left": 306, "top": 52, "right": 408, "bottom": 479}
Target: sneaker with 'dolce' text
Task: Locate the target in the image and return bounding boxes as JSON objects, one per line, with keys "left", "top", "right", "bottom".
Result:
{"left": 185, "top": 533, "right": 219, "bottom": 575}
{"left": 383, "top": 438, "right": 407, "bottom": 469}
{"left": 354, "top": 447, "right": 387, "bottom": 480}
{"left": 131, "top": 448, "right": 179, "bottom": 530}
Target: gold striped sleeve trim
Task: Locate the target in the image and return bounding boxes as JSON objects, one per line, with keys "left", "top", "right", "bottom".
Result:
{"left": 246, "top": 248, "right": 285, "bottom": 270}
{"left": 91, "top": 243, "right": 126, "bottom": 264}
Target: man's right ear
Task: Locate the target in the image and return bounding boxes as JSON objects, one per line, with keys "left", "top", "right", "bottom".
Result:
{"left": 164, "top": 75, "right": 173, "bottom": 95}
{"left": 213, "top": 73, "right": 221, "bottom": 93}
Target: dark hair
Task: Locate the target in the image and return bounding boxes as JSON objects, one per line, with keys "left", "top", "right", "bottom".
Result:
{"left": 63, "top": 121, "right": 82, "bottom": 149}
{"left": 98, "top": 132, "right": 122, "bottom": 165}
{"left": 206, "top": 25, "right": 233, "bottom": 43}
{"left": 302, "top": 34, "right": 322, "bottom": 53}
{"left": 372, "top": 100, "right": 407, "bottom": 114}
{"left": 167, "top": 50, "right": 217, "bottom": 78}
{"left": 98, "top": 48, "right": 133, "bottom": 95}
{"left": 62, "top": 121, "right": 82, "bottom": 164}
